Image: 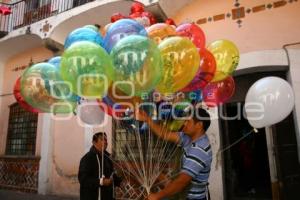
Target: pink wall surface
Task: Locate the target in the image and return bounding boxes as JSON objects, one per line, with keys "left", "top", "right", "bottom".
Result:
{"left": 51, "top": 116, "right": 84, "bottom": 196}
{"left": 173, "top": 0, "right": 300, "bottom": 53}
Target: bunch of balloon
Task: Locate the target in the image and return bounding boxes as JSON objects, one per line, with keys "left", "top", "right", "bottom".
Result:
{"left": 91, "top": 3, "right": 242, "bottom": 198}
{"left": 245, "top": 77, "right": 295, "bottom": 128}
{"left": 17, "top": 1, "right": 241, "bottom": 129}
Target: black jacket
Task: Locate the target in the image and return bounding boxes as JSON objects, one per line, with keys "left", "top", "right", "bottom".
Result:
{"left": 78, "top": 146, "right": 121, "bottom": 200}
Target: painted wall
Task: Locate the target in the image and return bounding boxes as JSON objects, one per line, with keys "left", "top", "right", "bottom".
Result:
{"left": 50, "top": 116, "right": 85, "bottom": 196}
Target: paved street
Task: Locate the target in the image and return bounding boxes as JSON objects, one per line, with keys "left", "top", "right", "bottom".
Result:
{"left": 0, "top": 189, "right": 78, "bottom": 200}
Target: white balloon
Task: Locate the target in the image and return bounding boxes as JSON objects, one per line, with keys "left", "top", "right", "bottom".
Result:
{"left": 78, "top": 100, "right": 106, "bottom": 125}
{"left": 134, "top": 16, "right": 151, "bottom": 27}
{"left": 245, "top": 76, "right": 295, "bottom": 128}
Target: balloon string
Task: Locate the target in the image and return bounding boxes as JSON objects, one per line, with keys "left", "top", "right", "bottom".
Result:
{"left": 216, "top": 128, "right": 257, "bottom": 169}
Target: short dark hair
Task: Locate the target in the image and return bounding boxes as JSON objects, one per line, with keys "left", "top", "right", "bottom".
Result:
{"left": 92, "top": 132, "right": 107, "bottom": 142}
{"left": 192, "top": 108, "right": 211, "bottom": 132}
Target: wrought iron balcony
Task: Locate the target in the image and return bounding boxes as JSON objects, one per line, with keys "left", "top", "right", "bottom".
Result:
{"left": 0, "top": 0, "right": 95, "bottom": 38}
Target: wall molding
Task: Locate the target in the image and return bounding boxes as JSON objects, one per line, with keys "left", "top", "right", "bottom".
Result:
{"left": 195, "top": 0, "right": 299, "bottom": 27}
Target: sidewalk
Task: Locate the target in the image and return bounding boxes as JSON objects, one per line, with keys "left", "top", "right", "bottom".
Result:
{"left": 0, "top": 189, "right": 78, "bottom": 200}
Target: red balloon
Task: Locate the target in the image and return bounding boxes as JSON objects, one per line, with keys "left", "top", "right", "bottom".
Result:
{"left": 13, "top": 77, "right": 40, "bottom": 113}
{"left": 176, "top": 23, "right": 206, "bottom": 49}
{"left": 111, "top": 12, "right": 125, "bottom": 23}
{"left": 165, "top": 18, "right": 176, "bottom": 26}
{"left": 203, "top": 76, "right": 235, "bottom": 107}
{"left": 130, "top": 12, "right": 142, "bottom": 19}
{"left": 181, "top": 49, "right": 216, "bottom": 92}
{"left": 141, "top": 11, "right": 156, "bottom": 25}
{"left": 131, "top": 2, "right": 145, "bottom": 14}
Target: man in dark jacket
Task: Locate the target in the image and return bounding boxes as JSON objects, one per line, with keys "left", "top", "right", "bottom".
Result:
{"left": 78, "top": 132, "right": 121, "bottom": 200}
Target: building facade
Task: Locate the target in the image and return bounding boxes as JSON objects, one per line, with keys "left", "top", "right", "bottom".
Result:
{"left": 0, "top": 0, "right": 300, "bottom": 199}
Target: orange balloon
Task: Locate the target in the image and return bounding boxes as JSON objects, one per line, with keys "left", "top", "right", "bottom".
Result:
{"left": 147, "top": 23, "right": 176, "bottom": 44}
{"left": 102, "top": 23, "right": 112, "bottom": 36}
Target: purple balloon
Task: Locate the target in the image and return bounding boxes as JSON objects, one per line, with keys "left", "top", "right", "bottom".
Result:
{"left": 103, "top": 19, "right": 147, "bottom": 52}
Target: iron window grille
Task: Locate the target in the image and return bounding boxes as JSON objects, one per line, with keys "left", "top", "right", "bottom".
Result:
{"left": 5, "top": 103, "right": 38, "bottom": 156}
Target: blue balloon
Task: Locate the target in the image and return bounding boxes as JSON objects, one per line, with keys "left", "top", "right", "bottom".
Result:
{"left": 102, "top": 96, "right": 115, "bottom": 107}
{"left": 64, "top": 27, "right": 103, "bottom": 49}
{"left": 103, "top": 19, "right": 147, "bottom": 52}
{"left": 48, "top": 56, "right": 61, "bottom": 68}
{"left": 102, "top": 96, "right": 122, "bottom": 109}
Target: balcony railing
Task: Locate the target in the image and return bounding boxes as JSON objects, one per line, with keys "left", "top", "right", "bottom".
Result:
{"left": 0, "top": 0, "right": 95, "bottom": 38}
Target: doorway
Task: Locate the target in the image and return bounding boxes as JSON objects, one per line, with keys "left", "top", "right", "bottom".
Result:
{"left": 219, "top": 69, "right": 300, "bottom": 200}
{"left": 221, "top": 103, "right": 272, "bottom": 200}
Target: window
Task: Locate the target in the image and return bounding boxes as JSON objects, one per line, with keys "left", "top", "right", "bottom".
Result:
{"left": 5, "top": 103, "right": 38, "bottom": 156}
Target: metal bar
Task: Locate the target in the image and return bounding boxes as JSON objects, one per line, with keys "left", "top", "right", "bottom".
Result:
{"left": 1, "top": 0, "right": 96, "bottom": 32}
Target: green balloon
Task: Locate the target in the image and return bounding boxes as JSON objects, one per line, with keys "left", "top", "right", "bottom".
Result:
{"left": 110, "top": 35, "right": 163, "bottom": 96}
{"left": 21, "top": 63, "right": 76, "bottom": 113}
{"left": 61, "top": 41, "right": 114, "bottom": 98}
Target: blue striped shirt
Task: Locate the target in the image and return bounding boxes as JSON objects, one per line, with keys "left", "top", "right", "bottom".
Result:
{"left": 180, "top": 132, "right": 212, "bottom": 199}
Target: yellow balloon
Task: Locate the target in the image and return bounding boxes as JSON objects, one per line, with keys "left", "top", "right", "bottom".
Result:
{"left": 207, "top": 39, "right": 239, "bottom": 82}
{"left": 157, "top": 37, "right": 200, "bottom": 94}
{"left": 147, "top": 23, "right": 176, "bottom": 44}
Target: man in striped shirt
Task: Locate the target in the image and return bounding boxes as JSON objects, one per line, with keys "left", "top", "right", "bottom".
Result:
{"left": 135, "top": 108, "right": 212, "bottom": 200}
